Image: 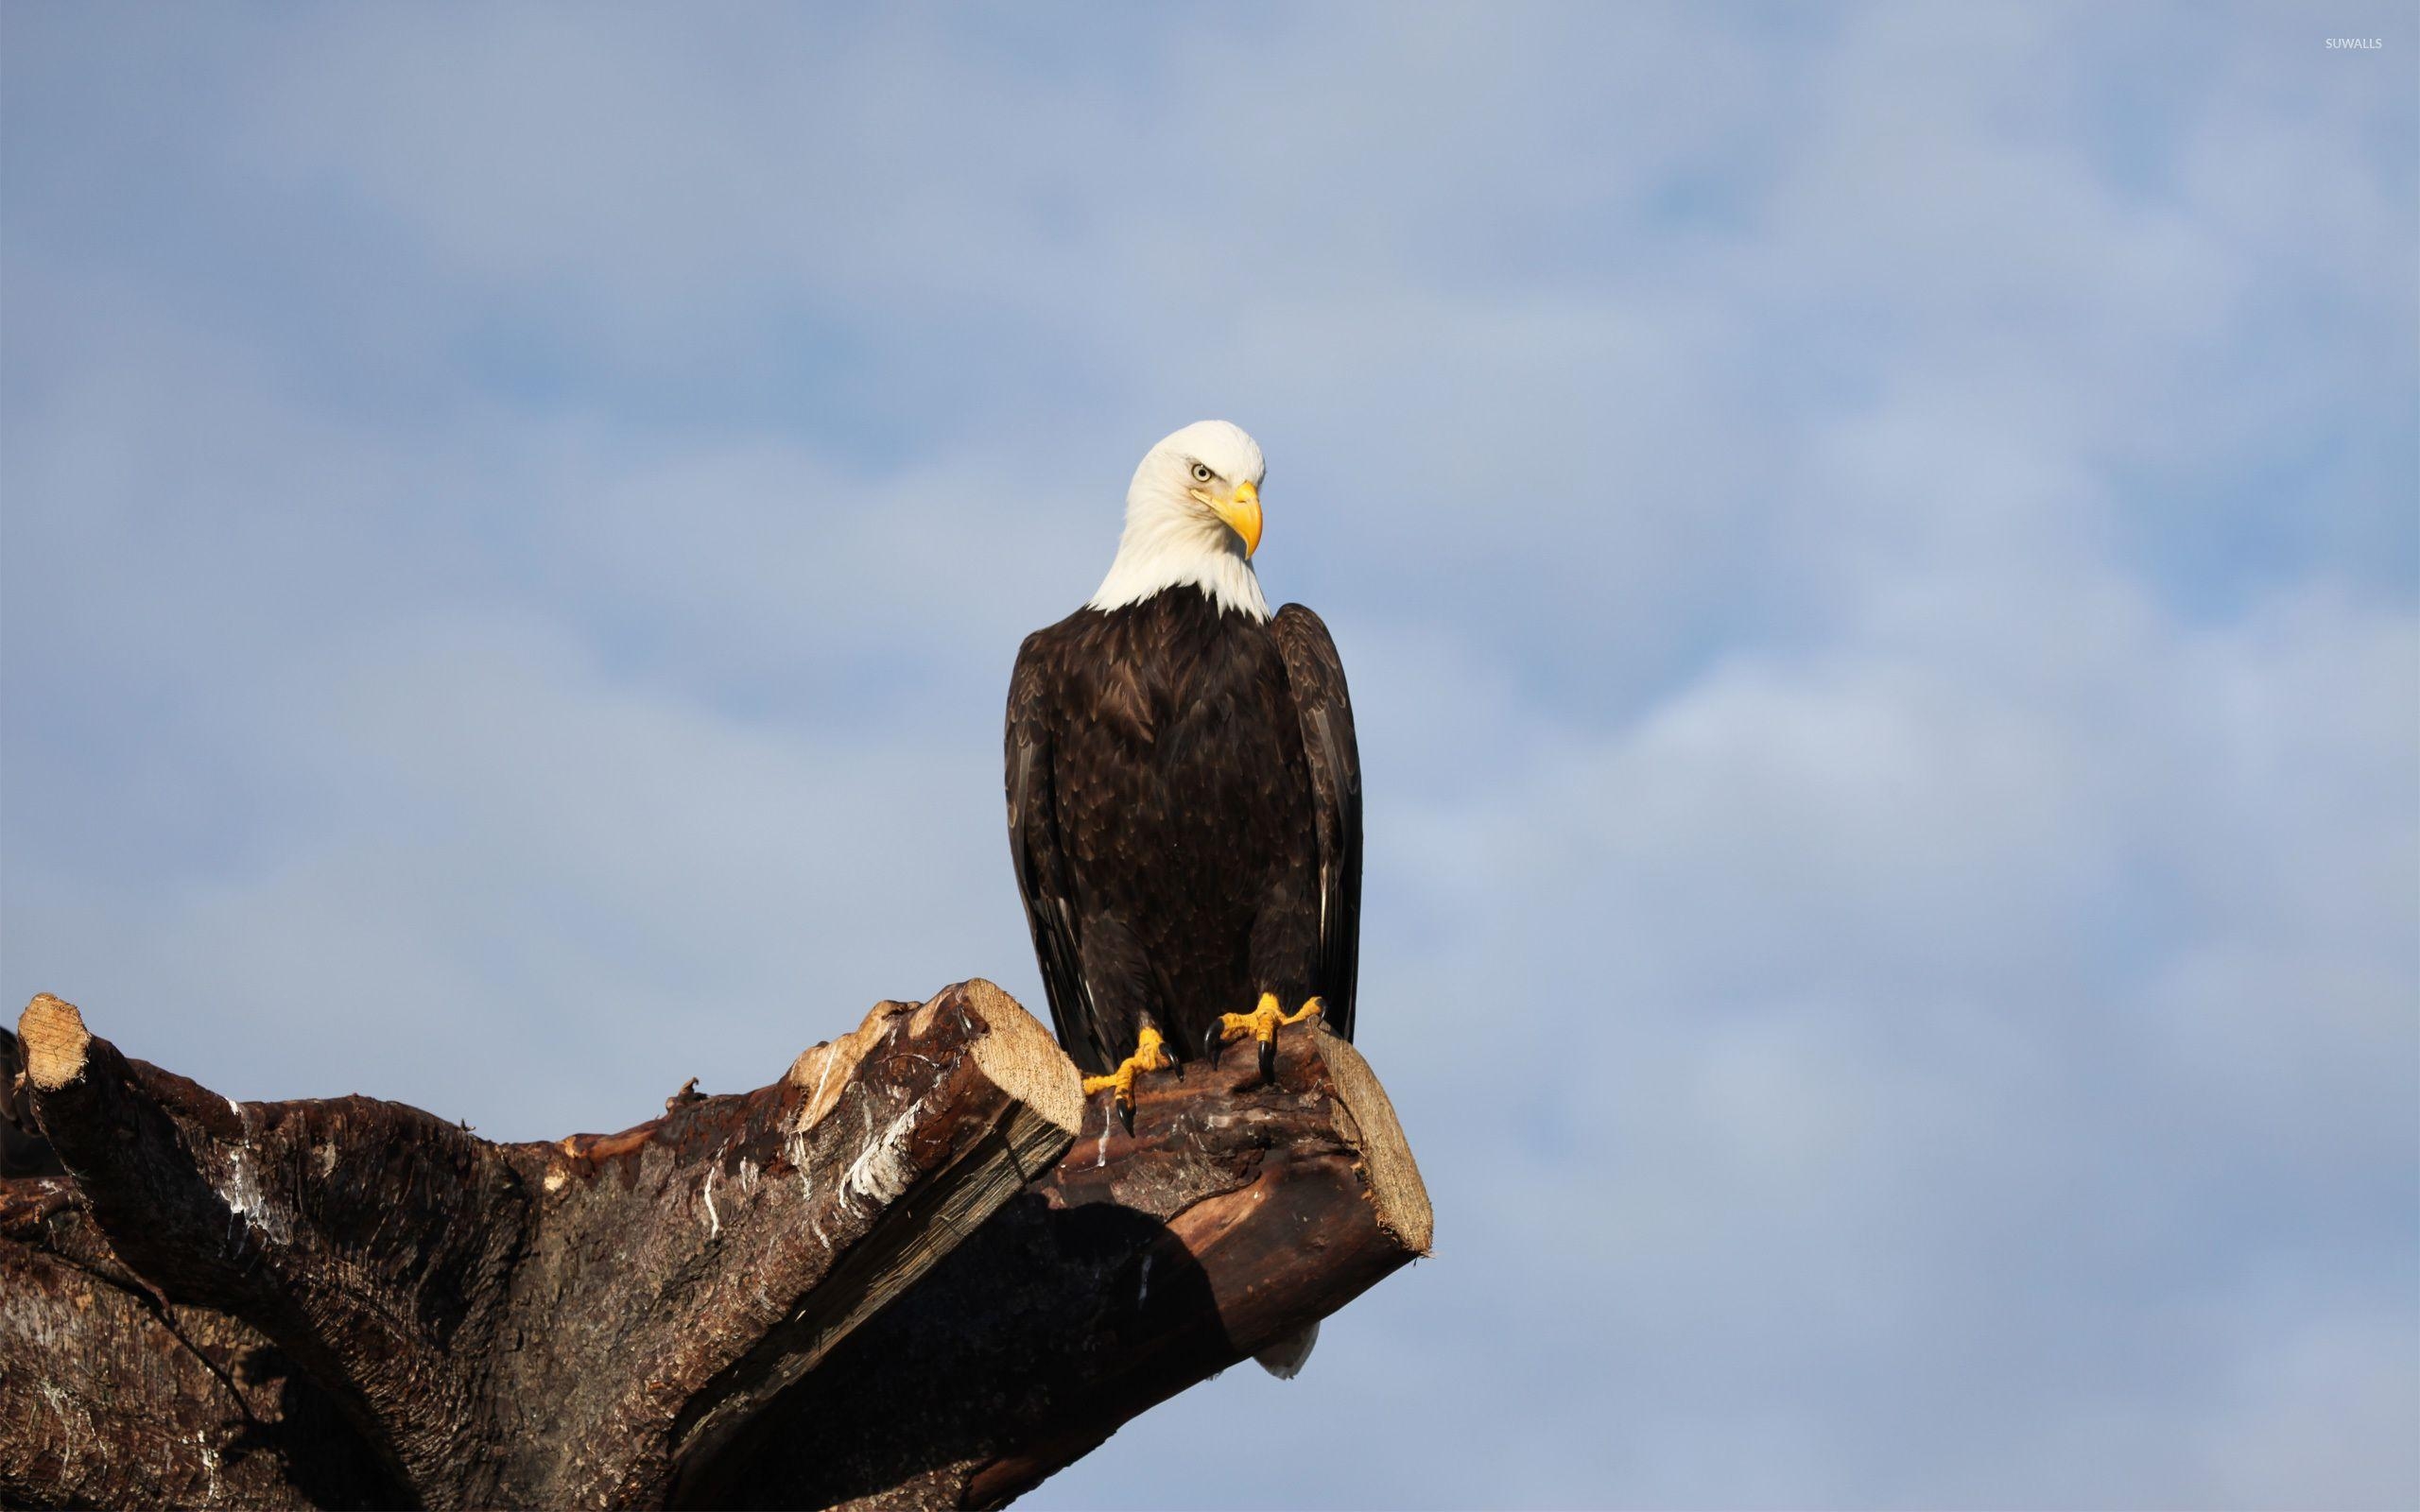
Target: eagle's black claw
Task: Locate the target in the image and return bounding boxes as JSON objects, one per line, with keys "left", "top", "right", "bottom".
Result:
{"left": 1117, "top": 1099, "right": 1135, "bottom": 1137}
{"left": 1257, "top": 1036, "right": 1277, "bottom": 1085}
{"left": 1204, "top": 1024, "right": 1226, "bottom": 1068}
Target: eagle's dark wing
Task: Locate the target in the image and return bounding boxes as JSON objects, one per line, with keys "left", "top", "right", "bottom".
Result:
{"left": 1271, "top": 604, "right": 1362, "bottom": 1042}
{"left": 1005, "top": 631, "right": 1104, "bottom": 1070}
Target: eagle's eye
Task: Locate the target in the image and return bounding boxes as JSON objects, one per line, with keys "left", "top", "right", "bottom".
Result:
{"left": 1189, "top": 461, "right": 1214, "bottom": 484}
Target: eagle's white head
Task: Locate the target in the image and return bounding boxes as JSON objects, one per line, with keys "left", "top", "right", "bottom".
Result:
{"left": 1087, "top": 420, "right": 1270, "bottom": 620}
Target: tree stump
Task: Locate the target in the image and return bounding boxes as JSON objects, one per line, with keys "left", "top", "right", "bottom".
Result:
{"left": 0, "top": 981, "right": 1430, "bottom": 1509}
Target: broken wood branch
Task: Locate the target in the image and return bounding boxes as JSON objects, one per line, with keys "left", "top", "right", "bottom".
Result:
{"left": 8, "top": 982, "right": 1082, "bottom": 1508}
{"left": 1, "top": 981, "right": 1429, "bottom": 1509}
{"left": 687, "top": 1020, "right": 1432, "bottom": 1510}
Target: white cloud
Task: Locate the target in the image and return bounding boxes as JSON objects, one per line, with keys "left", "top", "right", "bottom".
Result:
{"left": 4, "top": 4, "right": 2413, "bottom": 1508}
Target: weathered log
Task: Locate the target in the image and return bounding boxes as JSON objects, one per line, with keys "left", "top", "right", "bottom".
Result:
{"left": 7, "top": 982, "right": 1083, "bottom": 1508}
{"left": 688, "top": 1019, "right": 1433, "bottom": 1510}
{"left": 1, "top": 984, "right": 1430, "bottom": 1509}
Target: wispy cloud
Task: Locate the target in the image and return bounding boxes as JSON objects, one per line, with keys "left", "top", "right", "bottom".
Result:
{"left": 5, "top": 3, "right": 2413, "bottom": 1506}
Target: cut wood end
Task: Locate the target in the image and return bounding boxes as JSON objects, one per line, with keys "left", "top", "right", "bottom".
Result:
{"left": 1318, "top": 1031, "right": 1435, "bottom": 1256}
{"left": 948, "top": 979, "right": 1083, "bottom": 1137}
{"left": 784, "top": 984, "right": 1082, "bottom": 1142}
{"left": 18, "top": 994, "right": 92, "bottom": 1092}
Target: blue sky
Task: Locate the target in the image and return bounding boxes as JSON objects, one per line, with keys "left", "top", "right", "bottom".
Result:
{"left": 4, "top": 4, "right": 2414, "bottom": 1507}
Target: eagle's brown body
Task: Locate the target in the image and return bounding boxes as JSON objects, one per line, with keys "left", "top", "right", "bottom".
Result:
{"left": 1005, "top": 588, "right": 1361, "bottom": 1076}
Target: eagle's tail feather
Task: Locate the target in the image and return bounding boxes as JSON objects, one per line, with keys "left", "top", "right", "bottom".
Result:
{"left": 1253, "top": 1320, "right": 1319, "bottom": 1380}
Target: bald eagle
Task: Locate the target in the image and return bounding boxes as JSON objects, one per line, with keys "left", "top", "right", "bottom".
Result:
{"left": 1004, "top": 418, "right": 1361, "bottom": 1139}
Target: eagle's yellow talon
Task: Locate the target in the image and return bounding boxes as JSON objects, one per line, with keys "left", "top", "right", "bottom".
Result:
{"left": 1082, "top": 1025, "right": 1180, "bottom": 1135}
{"left": 1202, "top": 992, "right": 1324, "bottom": 1082}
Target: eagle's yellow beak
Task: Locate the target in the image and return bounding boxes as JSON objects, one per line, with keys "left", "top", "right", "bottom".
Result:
{"left": 1215, "top": 479, "right": 1263, "bottom": 558}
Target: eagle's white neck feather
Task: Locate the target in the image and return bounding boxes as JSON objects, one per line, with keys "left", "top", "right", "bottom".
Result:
{"left": 1086, "top": 506, "right": 1269, "bottom": 620}
{"left": 1086, "top": 421, "right": 1270, "bottom": 621}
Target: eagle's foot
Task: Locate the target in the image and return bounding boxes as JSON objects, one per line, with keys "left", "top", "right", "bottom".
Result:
{"left": 1080, "top": 1024, "right": 1182, "bottom": 1136}
{"left": 1203, "top": 992, "right": 1324, "bottom": 1085}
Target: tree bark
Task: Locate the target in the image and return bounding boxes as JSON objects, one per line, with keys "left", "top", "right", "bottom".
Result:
{"left": 1, "top": 981, "right": 1429, "bottom": 1509}
{"left": 1, "top": 1173, "right": 397, "bottom": 1509}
